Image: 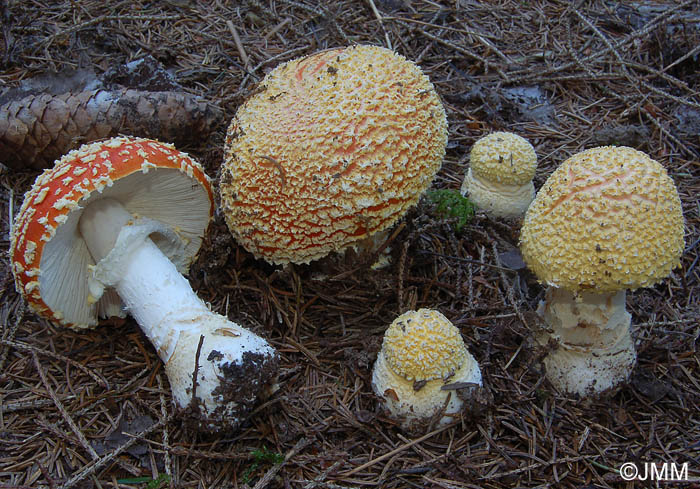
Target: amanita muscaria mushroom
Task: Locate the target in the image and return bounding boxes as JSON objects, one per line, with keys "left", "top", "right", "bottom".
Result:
{"left": 519, "top": 146, "right": 684, "bottom": 396}
{"left": 10, "top": 136, "right": 279, "bottom": 432}
{"left": 460, "top": 132, "right": 537, "bottom": 218}
{"left": 221, "top": 45, "right": 448, "bottom": 265}
{"left": 372, "top": 309, "right": 482, "bottom": 433}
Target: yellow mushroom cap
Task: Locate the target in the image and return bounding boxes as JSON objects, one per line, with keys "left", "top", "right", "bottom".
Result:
{"left": 381, "top": 309, "right": 467, "bottom": 382}
{"left": 519, "top": 146, "right": 684, "bottom": 293}
{"left": 469, "top": 132, "right": 537, "bottom": 185}
{"left": 220, "top": 45, "right": 448, "bottom": 265}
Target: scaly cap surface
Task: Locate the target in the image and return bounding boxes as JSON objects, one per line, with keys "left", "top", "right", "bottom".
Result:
{"left": 382, "top": 309, "right": 467, "bottom": 382}
{"left": 469, "top": 132, "right": 537, "bottom": 185}
{"left": 519, "top": 146, "right": 684, "bottom": 293}
{"left": 221, "top": 45, "right": 448, "bottom": 265}
{"left": 10, "top": 136, "right": 213, "bottom": 328}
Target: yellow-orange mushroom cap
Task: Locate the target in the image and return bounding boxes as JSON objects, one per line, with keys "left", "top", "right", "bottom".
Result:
{"left": 220, "top": 45, "right": 448, "bottom": 265}
{"left": 469, "top": 132, "right": 537, "bottom": 185}
{"left": 519, "top": 146, "right": 684, "bottom": 293}
{"left": 382, "top": 309, "right": 467, "bottom": 382}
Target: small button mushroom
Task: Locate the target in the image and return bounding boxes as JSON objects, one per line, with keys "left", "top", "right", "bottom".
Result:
{"left": 220, "top": 45, "right": 448, "bottom": 265}
{"left": 371, "top": 309, "right": 482, "bottom": 433}
{"left": 461, "top": 132, "right": 537, "bottom": 219}
{"left": 10, "top": 137, "right": 279, "bottom": 432}
{"left": 519, "top": 146, "right": 685, "bottom": 396}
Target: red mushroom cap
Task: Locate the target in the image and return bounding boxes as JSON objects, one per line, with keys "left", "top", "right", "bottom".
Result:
{"left": 11, "top": 136, "right": 214, "bottom": 328}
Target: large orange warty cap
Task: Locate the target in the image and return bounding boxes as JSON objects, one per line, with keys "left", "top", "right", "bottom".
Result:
{"left": 220, "top": 45, "right": 448, "bottom": 265}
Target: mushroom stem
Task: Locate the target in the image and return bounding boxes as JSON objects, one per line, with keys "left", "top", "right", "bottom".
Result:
{"left": 461, "top": 168, "right": 535, "bottom": 219}
{"left": 79, "top": 198, "right": 278, "bottom": 431}
{"left": 537, "top": 287, "right": 636, "bottom": 396}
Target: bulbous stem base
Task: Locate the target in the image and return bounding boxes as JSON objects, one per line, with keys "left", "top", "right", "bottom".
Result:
{"left": 537, "top": 287, "right": 636, "bottom": 396}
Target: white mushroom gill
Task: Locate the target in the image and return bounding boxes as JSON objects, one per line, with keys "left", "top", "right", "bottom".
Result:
{"left": 38, "top": 169, "right": 211, "bottom": 327}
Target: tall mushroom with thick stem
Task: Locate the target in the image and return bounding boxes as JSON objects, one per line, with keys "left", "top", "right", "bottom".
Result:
{"left": 220, "top": 45, "right": 448, "bottom": 266}
{"left": 519, "top": 146, "right": 684, "bottom": 396}
{"left": 460, "top": 132, "right": 537, "bottom": 219}
{"left": 10, "top": 136, "right": 279, "bottom": 432}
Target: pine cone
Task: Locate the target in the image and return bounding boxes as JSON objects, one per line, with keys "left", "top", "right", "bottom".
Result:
{"left": 0, "top": 89, "right": 223, "bottom": 170}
